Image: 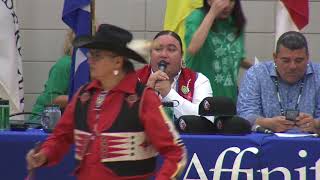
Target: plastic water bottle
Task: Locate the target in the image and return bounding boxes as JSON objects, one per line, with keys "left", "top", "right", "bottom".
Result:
{"left": 0, "top": 99, "right": 10, "bottom": 130}
{"left": 162, "top": 101, "right": 174, "bottom": 121}
{"left": 42, "top": 104, "right": 61, "bottom": 132}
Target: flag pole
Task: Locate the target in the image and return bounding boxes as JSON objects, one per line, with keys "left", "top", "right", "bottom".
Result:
{"left": 90, "top": 0, "right": 96, "bottom": 36}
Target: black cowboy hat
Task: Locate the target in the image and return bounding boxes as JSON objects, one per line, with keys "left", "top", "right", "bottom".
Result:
{"left": 73, "top": 24, "right": 147, "bottom": 64}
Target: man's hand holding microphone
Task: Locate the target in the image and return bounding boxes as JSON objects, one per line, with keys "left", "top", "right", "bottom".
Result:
{"left": 146, "top": 60, "right": 171, "bottom": 97}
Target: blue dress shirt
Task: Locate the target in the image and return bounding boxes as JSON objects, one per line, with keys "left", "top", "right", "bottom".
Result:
{"left": 237, "top": 61, "right": 320, "bottom": 133}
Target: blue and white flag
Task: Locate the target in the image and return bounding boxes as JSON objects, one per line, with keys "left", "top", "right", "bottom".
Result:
{"left": 0, "top": 0, "right": 24, "bottom": 113}
{"left": 62, "top": 0, "right": 91, "bottom": 98}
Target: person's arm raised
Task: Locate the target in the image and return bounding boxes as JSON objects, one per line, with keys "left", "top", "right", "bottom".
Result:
{"left": 187, "top": 0, "right": 229, "bottom": 55}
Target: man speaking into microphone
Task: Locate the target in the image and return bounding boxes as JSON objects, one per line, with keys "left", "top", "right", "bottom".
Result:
{"left": 137, "top": 30, "right": 212, "bottom": 121}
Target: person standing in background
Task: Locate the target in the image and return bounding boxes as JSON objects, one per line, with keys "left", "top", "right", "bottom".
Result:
{"left": 185, "top": 0, "right": 252, "bottom": 102}
{"left": 28, "top": 30, "right": 74, "bottom": 123}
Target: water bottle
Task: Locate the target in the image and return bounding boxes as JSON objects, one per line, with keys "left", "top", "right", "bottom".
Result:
{"left": 162, "top": 101, "right": 174, "bottom": 121}
{"left": 0, "top": 99, "right": 10, "bottom": 130}
{"left": 42, "top": 104, "right": 61, "bottom": 133}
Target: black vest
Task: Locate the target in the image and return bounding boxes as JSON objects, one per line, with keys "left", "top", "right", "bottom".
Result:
{"left": 74, "top": 82, "right": 157, "bottom": 177}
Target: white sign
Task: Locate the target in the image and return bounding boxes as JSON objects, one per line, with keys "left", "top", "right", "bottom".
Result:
{"left": 183, "top": 147, "right": 320, "bottom": 180}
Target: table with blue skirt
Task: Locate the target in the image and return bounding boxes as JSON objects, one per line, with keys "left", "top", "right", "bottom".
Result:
{"left": 0, "top": 129, "right": 319, "bottom": 180}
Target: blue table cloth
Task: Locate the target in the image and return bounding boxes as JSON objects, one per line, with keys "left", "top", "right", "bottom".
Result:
{"left": 0, "top": 130, "right": 319, "bottom": 180}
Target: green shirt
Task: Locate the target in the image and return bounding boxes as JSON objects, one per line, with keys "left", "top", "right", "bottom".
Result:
{"left": 29, "top": 55, "right": 71, "bottom": 123}
{"left": 185, "top": 9, "right": 246, "bottom": 102}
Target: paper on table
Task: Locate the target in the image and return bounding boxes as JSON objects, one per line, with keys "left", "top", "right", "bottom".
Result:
{"left": 275, "top": 133, "right": 318, "bottom": 138}
{"left": 254, "top": 56, "right": 260, "bottom": 65}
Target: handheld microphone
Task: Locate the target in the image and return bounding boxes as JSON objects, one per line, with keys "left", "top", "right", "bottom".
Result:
{"left": 252, "top": 125, "right": 273, "bottom": 134}
{"left": 158, "top": 60, "right": 168, "bottom": 72}
{"left": 156, "top": 60, "right": 168, "bottom": 96}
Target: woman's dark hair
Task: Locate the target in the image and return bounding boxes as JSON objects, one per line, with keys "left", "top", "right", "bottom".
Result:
{"left": 122, "top": 57, "right": 135, "bottom": 73}
{"left": 153, "top": 30, "right": 183, "bottom": 55}
{"left": 201, "top": 0, "right": 246, "bottom": 36}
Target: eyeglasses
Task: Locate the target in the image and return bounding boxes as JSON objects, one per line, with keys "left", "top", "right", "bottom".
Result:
{"left": 86, "top": 51, "right": 117, "bottom": 61}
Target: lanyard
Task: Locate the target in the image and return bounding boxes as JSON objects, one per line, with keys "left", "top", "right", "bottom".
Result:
{"left": 273, "top": 77, "right": 304, "bottom": 116}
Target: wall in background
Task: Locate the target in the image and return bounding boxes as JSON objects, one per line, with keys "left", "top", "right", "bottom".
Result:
{"left": 15, "top": 0, "right": 320, "bottom": 111}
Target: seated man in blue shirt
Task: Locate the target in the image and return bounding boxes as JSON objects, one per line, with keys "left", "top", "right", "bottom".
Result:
{"left": 237, "top": 31, "right": 320, "bottom": 133}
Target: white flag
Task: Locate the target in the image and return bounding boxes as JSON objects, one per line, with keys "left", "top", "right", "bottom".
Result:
{"left": 0, "top": 1, "right": 24, "bottom": 114}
